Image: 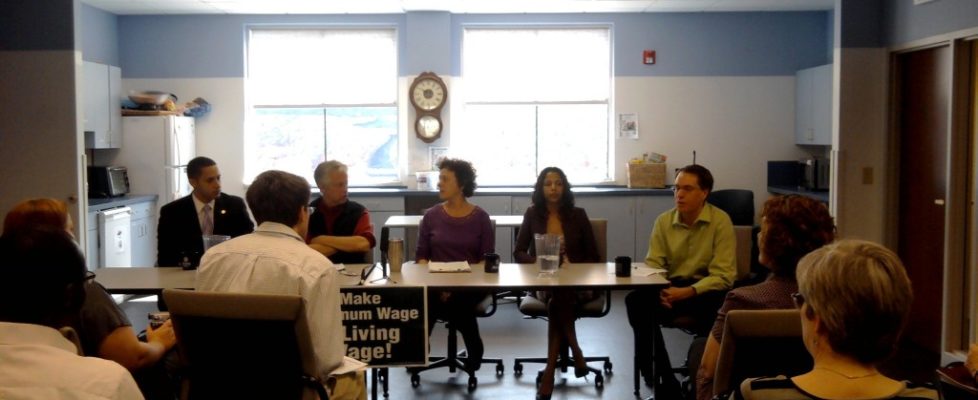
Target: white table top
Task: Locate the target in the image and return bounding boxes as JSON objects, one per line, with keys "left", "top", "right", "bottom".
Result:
{"left": 96, "top": 262, "right": 667, "bottom": 294}
{"left": 384, "top": 215, "right": 524, "bottom": 228}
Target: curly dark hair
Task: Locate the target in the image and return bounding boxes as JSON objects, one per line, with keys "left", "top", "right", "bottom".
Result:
{"left": 437, "top": 158, "right": 477, "bottom": 197}
{"left": 760, "top": 195, "right": 835, "bottom": 278}
{"left": 531, "top": 167, "right": 575, "bottom": 219}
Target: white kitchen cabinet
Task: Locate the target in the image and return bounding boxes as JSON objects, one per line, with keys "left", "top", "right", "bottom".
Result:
{"left": 795, "top": 63, "right": 832, "bottom": 146}
{"left": 634, "top": 195, "right": 676, "bottom": 260}
{"left": 128, "top": 200, "right": 157, "bottom": 267}
{"left": 83, "top": 61, "right": 122, "bottom": 149}
{"left": 575, "top": 197, "right": 635, "bottom": 261}
{"left": 350, "top": 195, "right": 405, "bottom": 263}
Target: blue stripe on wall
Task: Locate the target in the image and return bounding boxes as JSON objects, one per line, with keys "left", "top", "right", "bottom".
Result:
{"left": 0, "top": 0, "right": 76, "bottom": 51}
{"left": 452, "top": 12, "right": 830, "bottom": 77}
{"left": 118, "top": 11, "right": 828, "bottom": 79}
{"left": 81, "top": 4, "right": 119, "bottom": 65}
{"left": 883, "top": 0, "right": 978, "bottom": 46}
{"left": 119, "top": 14, "right": 406, "bottom": 79}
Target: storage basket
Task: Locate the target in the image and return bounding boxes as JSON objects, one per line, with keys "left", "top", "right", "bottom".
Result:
{"left": 626, "top": 163, "right": 666, "bottom": 189}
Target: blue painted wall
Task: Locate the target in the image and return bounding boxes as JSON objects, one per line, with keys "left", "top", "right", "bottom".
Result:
{"left": 0, "top": 0, "right": 76, "bottom": 51}
{"left": 883, "top": 0, "right": 978, "bottom": 46}
{"left": 118, "top": 11, "right": 829, "bottom": 79}
{"left": 81, "top": 3, "right": 118, "bottom": 65}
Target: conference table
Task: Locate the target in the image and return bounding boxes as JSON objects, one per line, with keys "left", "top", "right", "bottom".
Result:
{"left": 95, "top": 262, "right": 667, "bottom": 398}
{"left": 96, "top": 262, "right": 668, "bottom": 294}
{"left": 383, "top": 215, "right": 524, "bottom": 229}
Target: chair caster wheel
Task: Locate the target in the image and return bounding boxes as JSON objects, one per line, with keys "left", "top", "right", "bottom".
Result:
{"left": 410, "top": 374, "right": 420, "bottom": 388}
{"left": 496, "top": 363, "right": 505, "bottom": 376}
{"left": 467, "top": 376, "right": 478, "bottom": 391}
{"left": 595, "top": 373, "right": 604, "bottom": 390}
{"left": 514, "top": 362, "right": 524, "bottom": 375}
{"left": 604, "top": 360, "right": 613, "bottom": 374}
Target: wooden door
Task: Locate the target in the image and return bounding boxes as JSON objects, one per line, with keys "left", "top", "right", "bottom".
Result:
{"left": 896, "top": 45, "right": 951, "bottom": 353}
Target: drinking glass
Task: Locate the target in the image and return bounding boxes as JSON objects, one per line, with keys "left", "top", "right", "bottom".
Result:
{"left": 534, "top": 233, "right": 561, "bottom": 276}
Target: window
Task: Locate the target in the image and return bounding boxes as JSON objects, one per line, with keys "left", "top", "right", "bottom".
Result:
{"left": 456, "top": 27, "right": 611, "bottom": 185}
{"left": 245, "top": 28, "right": 398, "bottom": 185}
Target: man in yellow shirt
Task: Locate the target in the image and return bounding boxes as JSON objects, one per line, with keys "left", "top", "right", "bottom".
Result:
{"left": 625, "top": 164, "right": 736, "bottom": 398}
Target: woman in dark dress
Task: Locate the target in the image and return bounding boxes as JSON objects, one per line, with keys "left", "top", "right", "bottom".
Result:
{"left": 513, "top": 167, "right": 600, "bottom": 400}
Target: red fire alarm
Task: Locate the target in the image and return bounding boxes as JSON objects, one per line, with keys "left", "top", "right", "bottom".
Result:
{"left": 643, "top": 50, "right": 656, "bottom": 65}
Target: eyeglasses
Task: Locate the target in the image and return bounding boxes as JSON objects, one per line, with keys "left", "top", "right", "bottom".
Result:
{"left": 66, "top": 271, "right": 96, "bottom": 292}
{"left": 791, "top": 292, "right": 805, "bottom": 308}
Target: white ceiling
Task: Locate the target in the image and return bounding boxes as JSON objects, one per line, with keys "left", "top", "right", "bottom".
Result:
{"left": 82, "top": 0, "right": 834, "bottom": 15}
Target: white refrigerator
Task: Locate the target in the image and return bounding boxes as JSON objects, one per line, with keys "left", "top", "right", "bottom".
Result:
{"left": 115, "top": 116, "right": 196, "bottom": 206}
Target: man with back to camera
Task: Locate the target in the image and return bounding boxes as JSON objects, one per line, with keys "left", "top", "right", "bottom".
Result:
{"left": 0, "top": 228, "right": 144, "bottom": 399}
{"left": 307, "top": 160, "right": 376, "bottom": 263}
{"left": 625, "top": 164, "right": 736, "bottom": 398}
{"left": 196, "top": 170, "right": 366, "bottom": 400}
{"left": 157, "top": 156, "right": 254, "bottom": 267}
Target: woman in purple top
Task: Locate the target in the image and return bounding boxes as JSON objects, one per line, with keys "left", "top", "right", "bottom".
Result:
{"left": 416, "top": 158, "right": 494, "bottom": 371}
{"left": 514, "top": 167, "right": 600, "bottom": 400}
{"left": 694, "top": 195, "right": 835, "bottom": 400}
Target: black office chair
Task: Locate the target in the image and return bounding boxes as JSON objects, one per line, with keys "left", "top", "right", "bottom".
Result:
{"left": 707, "top": 189, "right": 754, "bottom": 226}
{"left": 408, "top": 293, "right": 505, "bottom": 391}
{"left": 163, "top": 289, "right": 330, "bottom": 400}
{"left": 512, "top": 219, "right": 612, "bottom": 390}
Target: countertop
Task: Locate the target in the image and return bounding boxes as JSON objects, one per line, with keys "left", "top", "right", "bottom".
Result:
{"left": 767, "top": 186, "right": 829, "bottom": 203}
{"left": 88, "top": 194, "right": 158, "bottom": 212}
{"left": 348, "top": 186, "right": 674, "bottom": 197}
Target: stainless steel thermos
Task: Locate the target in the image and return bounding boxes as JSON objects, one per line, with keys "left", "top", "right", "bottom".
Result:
{"left": 388, "top": 238, "right": 404, "bottom": 273}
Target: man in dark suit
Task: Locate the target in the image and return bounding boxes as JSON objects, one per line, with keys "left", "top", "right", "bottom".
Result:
{"left": 156, "top": 157, "right": 253, "bottom": 267}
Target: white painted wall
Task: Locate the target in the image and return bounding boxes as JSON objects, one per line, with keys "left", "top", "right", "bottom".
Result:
{"left": 616, "top": 76, "right": 809, "bottom": 219}
{"left": 123, "top": 75, "right": 808, "bottom": 219}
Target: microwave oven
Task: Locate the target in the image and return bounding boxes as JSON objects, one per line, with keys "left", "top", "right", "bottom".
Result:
{"left": 88, "top": 166, "right": 130, "bottom": 198}
{"left": 801, "top": 158, "right": 830, "bottom": 191}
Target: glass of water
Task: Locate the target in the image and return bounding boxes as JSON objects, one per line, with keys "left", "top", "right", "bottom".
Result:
{"left": 535, "top": 233, "right": 562, "bottom": 276}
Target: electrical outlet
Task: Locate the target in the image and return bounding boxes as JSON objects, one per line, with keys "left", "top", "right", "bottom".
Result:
{"left": 862, "top": 167, "right": 873, "bottom": 185}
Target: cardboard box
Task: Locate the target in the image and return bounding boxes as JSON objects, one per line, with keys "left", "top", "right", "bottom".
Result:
{"left": 627, "top": 162, "right": 666, "bottom": 188}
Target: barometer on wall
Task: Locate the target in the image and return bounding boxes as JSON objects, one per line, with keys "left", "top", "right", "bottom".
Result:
{"left": 409, "top": 72, "right": 447, "bottom": 142}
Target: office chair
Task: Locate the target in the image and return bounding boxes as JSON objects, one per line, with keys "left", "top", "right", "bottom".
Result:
{"left": 409, "top": 220, "right": 505, "bottom": 392}
{"left": 708, "top": 189, "right": 766, "bottom": 284}
{"left": 513, "top": 219, "right": 612, "bottom": 390}
{"left": 633, "top": 225, "right": 753, "bottom": 396}
{"left": 163, "top": 289, "right": 329, "bottom": 400}
{"left": 936, "top": 362, "right": 978, "bottom": 400}
{"left": 711, "top": 309, "right": 810, "bottom": 398}
{"left": 408, "top": 294, "right": 506, "bottom": 391}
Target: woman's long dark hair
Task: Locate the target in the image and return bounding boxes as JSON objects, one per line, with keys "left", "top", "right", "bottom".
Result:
{"left": 531, "top": 167, "right": 575, "bottom": 220}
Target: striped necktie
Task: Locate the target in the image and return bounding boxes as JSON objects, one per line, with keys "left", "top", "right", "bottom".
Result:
{"left": 202, "top": 204, "right": 213, "bottom": 235}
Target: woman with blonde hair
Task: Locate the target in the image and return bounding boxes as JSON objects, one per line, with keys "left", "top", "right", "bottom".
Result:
{"left": 738, "top": 240, "right": 938, "bottom": 399}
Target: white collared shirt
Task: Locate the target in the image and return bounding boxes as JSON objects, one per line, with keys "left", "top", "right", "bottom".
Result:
{"left": 196, "top": 222, "right": 345, "bottom": 379}
{"left": 191, "top": 194, "right": 216, "bottom": 233}
{"left": 0, "top": 322, "right": 144, "bottom": 400}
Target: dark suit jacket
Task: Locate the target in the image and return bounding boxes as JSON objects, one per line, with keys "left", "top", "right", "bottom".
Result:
{"left": 156, "top": 193, "right": 254, "bottom": 267}
{"left": 513, "top": 206, "right": 600, "bottom": 264}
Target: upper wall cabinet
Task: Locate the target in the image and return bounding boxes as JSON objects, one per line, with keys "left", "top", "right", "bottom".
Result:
{"left": 795, "top": 64, "right": 832, "bottom": 146}
{"left": 83, "top": 61, "right": 122, "bottom": 149}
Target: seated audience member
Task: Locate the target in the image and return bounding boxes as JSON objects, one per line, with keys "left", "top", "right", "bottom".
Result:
{"left": 157, "top": 156, "right": 254, "bottom": 267}
{"left": 197, "top": 170, "right": 365, "bottom": 400}
{"left": 695, "top": 195, "right": 835, "bottom": 400}
{"left": 625, "top": 164, "right": 736, "bottom": 396}
{"left": 0, "top": 227, "right": 144, "bottom": 399}
{"left": 416, "top": 158, "right": 494, "bottom": 371}
{"left": 3, "top": 199, "right": 176, "bottom": 399}
{"left": 307, "top": 160, "right": 376, "bottom": 263}
{"left": 513, "top": 167, "right": 601, "bottom": 399}
{"left": 737, "top": 240, "right": 938, "bottom": 399}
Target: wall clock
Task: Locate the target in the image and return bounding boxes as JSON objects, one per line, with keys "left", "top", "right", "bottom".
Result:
{"left": 409, "top": 72, "right": 447, "bottom": 143}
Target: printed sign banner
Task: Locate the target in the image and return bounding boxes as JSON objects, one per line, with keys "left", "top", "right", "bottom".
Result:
{"left": 340, "top": 286, "right": 428, "bottom": 366}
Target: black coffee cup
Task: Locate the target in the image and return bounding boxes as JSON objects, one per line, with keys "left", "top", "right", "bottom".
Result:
{"left": 615, "top": 256, "right": 631, "bottom": 277}
{"left": 484, "top": 253, "right": 500, "bottom": 273}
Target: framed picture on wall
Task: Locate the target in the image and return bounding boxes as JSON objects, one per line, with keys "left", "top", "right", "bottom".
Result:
{"left": 619, "top": 113, "right": 639, "bottom": 139}
{"left": 430, "top": 147, "right": 448, "bottom": 171}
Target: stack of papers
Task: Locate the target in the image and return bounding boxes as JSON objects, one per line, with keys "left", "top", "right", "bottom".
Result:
{"left": 428, "top": 261, "right": 471, "bottom": 273}
{"left": 632, "top": 264, "right": 667, "bottom": 276}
